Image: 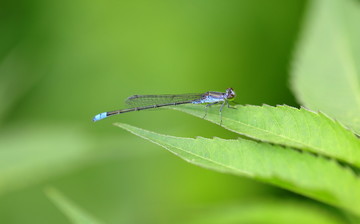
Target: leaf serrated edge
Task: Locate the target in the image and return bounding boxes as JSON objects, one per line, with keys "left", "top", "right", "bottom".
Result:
{"left": 115, "top": 122, "right": 360, "bottom": 215}
{"left": 172, "top": 104, "right": 360, "bottom": 167}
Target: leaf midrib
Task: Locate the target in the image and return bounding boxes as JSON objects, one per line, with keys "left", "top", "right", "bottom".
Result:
{"left": 223, "top": 115, "right": 342, "bottom": 159}
{"left": 118, "top": 123, "right": 357, "bottom": 211}
{"left": 119, "top": 123, "right": 254, "bottom": 177}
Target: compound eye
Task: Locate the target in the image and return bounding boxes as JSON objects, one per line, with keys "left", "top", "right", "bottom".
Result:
{"left": 229, "top": 90, "right": 236, "bottom": 99}
{"left": 225, "top": 88, "right": 235, "bottom": 99}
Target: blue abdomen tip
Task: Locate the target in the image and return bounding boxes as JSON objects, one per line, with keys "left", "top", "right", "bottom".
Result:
{"left": 93, "top": 112, "right": 107, "bottom": 122}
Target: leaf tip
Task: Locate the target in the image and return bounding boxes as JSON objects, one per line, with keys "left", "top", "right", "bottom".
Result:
{"left": 113, "top": 122, "right": 147, "bottom": 138}
{"left": 113, "top": 122, "right": 139, "bottom": 133}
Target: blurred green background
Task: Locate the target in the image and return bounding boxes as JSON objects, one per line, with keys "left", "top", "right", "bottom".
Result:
{"left": 1, "top": 0, "right": 346, "bottom": 223}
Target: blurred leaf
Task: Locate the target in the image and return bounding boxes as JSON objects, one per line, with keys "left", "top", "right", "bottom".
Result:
{"left": 291, "top": 0, "right": 360, "bottom": 134}
{"left": 0, "top": 125, "right": 92, "bottom": 195}
{"left": 183, "top": 200, "right": 348, "bottom": 224}
{"left": 45, "top": 187, "right": 103, "bottom": 224}
{"left": 172, "top": 104, "right": 360, "bottom": 168}
{"left": 115, "top": 123, "right": 360, "bottom": 216}
{"left": 0, "top": 45, "right": 45, "bottom": 124}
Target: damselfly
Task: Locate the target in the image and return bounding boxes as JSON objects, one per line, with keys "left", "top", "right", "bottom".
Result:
{"left": 93, "top": 88, "right": 236, "bottom": 124}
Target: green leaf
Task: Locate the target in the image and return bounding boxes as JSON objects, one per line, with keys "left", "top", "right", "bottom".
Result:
{"left": 0, "top": 47, "right": 45, "bottom": 124}
{"left": 115, "top": 123, "right": 360, "bottom": 216}
{"left": 0, "top": 125, "right": 92, "bottom": 195}
{"left": 291, "top": 0, "right": 360, "bottom": 134}
{"left": 44, "top": 187, "right": 103, "bottom": 224}
{"left": 171, "top": 104, "right": 360, "bottom": 168}
{"left": 183, "top": 200, "right": 349, "bottom": 224}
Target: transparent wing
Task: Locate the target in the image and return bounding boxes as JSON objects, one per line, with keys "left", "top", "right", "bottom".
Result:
{"left": 125, "top": 93, "right": 204, "bottom": 107}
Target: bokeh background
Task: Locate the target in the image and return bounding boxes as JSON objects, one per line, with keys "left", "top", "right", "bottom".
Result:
{"left": 1, "top": 0, "right": 346, "bottom": 223}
